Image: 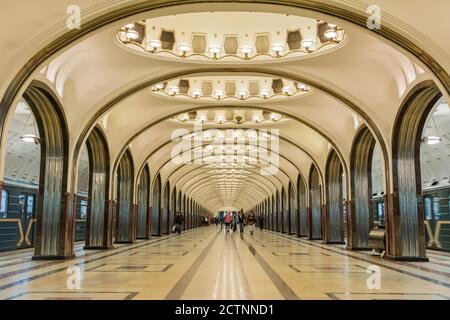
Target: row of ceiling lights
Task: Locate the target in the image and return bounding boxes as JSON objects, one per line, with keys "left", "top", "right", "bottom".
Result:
{"left": 153, "top": 82, "right": 310, "bottom": 100}
{"left": 123, "top": 23, "right": 340, "bottom": 59}
{"left": 178, "top": 112, "right": 282, "bottom": 124}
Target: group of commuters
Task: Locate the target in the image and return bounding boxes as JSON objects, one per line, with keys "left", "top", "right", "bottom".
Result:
{"left": 217, "top": 209, "right": 265, "bottom": 236}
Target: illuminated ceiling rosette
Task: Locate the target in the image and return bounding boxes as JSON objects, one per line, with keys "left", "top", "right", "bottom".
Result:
{"left": 117, "top": 12, "right": 346, "bottom": 63}
{"left": 150, "top": 75, "right": 311, "bottom": 101}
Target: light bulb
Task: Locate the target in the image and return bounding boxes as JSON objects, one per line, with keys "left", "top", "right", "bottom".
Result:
{"left": 324, "top": 29, "right": 338, "bottom": 40}
{"left": 149, "top": 39, "right": 162, "bottom": 50}
{"left": 301, "top": 39, "right": 315, "bottom": 50}
{"left": 125, "top": 30, "right": 139, "bottom": 41}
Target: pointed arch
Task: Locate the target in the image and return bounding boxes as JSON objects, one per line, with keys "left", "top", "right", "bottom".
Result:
{"left": 325, "top": 149, "right": 345, "bottom": 244}
{"left": 85, "top": 126, "right": 112, "bottom": 249}
{"left": 151, "top": 173, "right": 162, "bottom": 236}
{"left": 350, "top": 125, "right": 376, "bottom": 249}
{"left": 391, "top": 80, "right": 441, "bottom": 260}
{"left": 309, "top": 164, "right": 322, "bottom": 240}
{"left": 22, "top": 82, "right": 72, "bottom": 259}
{"left": 115, "top": 148, "right": 135, "bottom": 243}
{"left": 136, "top": 164, "right": 150, "bottom": 239}
{"left": 297, "top": 174, "right": 308, "bottom": 237}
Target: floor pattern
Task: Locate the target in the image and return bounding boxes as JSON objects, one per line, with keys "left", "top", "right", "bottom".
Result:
{"left": 0, "top": 226, "right": 450, "bottom": 300}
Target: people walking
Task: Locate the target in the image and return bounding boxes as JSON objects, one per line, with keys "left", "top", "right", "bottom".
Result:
{"left": 224, "top": 211, "right": 232, "bottom": 232}
{"left": 258, "top": 212, "right": 265, "bottom": 231}
{"left": 247, "top": 210, "right": 256, "bottom": 236}
{"left": 175, "top": 212, "right": 184, "bottom": 234}
{"left": 232, "top": 211, "right": 238, "bottom": 232}
{"left": 238, "top": 210, "right": 246, "bottom": 234}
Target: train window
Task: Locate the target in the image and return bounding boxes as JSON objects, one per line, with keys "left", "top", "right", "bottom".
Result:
{"left": 0, "top": 190, "right": 8, "bottom": 218}
{"left": 18, "top": 194, "right": 26, "bottom": 216}
{"left": 377, "top": 202, "right": 385, "bottom": 226}
{"left": 424, "top": 196, "right": 433, "bottom": 220}
{"left": 26, "top": 195, "right": 35, "bottom": 217}
{"left": 432, "top": 196, "right": 441, "bottom": 220}
{"left": 79, "top": 199, "right": 88, "bottom": 219}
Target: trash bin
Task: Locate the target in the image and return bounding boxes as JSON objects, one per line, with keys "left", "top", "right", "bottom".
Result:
{"left": 368, "top": 227, "right": 386, "bottom": 257}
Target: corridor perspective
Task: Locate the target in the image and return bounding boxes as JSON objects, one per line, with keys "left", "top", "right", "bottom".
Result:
{"left": 0, "top": 0, "right": 450, "bottom": 303}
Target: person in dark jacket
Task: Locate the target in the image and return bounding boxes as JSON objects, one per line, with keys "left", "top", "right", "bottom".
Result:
{"left": 247, "top": 210, "right": 256, "bottom": 236}
{"left": 175, "top": 212, "right": 184, "bottom": 234}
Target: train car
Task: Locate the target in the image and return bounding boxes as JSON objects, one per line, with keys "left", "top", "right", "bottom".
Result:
{"left": 423, "top": 184, "right": 450, "bottom": 251}
{"left": 0, "top": 180, "right": 38, "bottom": 252}
{"left": 0, "top": 181, "right": 88, "bottom": 252}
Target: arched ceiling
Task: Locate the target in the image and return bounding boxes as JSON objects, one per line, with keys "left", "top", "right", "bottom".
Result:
{"left": 1, "top": 1, "right": 449, "bottom": 214}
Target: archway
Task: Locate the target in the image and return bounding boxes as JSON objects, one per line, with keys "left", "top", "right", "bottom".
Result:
{"left": 297, "top": 174, "right": 308, "bottom": 237}
{"left": 136, "top": 164, "right": 150, "bottom": 239}
{"left": 325, "top": 149, "right": 345, "bottom": 244}
{"left": 85, "top": 126, "right": 112, "bottom": 249}
{"left": 349, "top": 125, "right": 377, "bottom": 250}
{"left": 391, "top": 81, "right": 442, "bottom": 260}
{"left": 115, "top": 149, "right": 135, "bottom": 243}
{"left": 22, "top": 83, "right": 72, "bottom": 259}
{"left": 1, "top": 99, "right": 41, "bottom": 252}
{"left": 151, "top": 173, "right": 162, "bottom": 236}
{"left": 309, "top": 165, "right": 322, "bottom": 240}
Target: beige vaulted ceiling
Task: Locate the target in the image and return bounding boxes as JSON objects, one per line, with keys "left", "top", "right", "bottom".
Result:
{"left": 0, "top": 1, "right": 449, "bottom": 214}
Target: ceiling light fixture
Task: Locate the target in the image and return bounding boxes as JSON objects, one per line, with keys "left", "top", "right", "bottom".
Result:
{"left": 20, "top": 134, "right": 40, "bottom": 144}
{"left": 191, "top": 88, "right": 202, "bottom": 98}
{"left": 422, "top": 136, "right": 442, "bottom": 145}
{"left": 178, "top": 43, "right": 192, "bottom": 57}
{"left": 282, "top": 86, "right": 291, "bottom": 95}
{"left": 149, "top": 39, "right": 162, "bottom": 52}
{"left": 301, "top": 39, "right": 315, "bottom": 52}
{"left": 324, "top": 28, "right": 338, "bottom": 40}
{"left": 239, "top": 45, "right": 253, "bottom": 59}
{"left": 215, "top": 89, "right": 224, "bottom": 100}
{"left": 168, "top": 86, "right": 179, "bottom": 95}
{"left": 125, "top": 29, "right": 139, "bottom": 41}
{"left": 422, "top": 115, "right": 442, "bottom": 145}
{"left": 238, "top": 89, "right": 248, "bottom": 100}
{"left": 260, "top": 89, "right": 270, "bottom": 99}
{"left": 209, "top": 45, "right": 221, "bottom": 59}
{"left": 20, "top": 111, "right": 40, "bottom": 144}
{"left": 271, "top": 43, "right": 285, "bottom": 57}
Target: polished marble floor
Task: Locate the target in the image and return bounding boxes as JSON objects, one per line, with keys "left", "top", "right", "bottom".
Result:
{"left": 0, "top": 226, "right": 450, "bottom": 300}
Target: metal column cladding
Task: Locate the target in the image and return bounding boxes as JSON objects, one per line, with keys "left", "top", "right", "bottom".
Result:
{"left": 116, "top": 149, "right": 134, "bottom": 242}
{"left": 326, "top": 150, "right": 345, "bottom": 243}
{"left": 162, "top": 182, "right": 170, "bottom": 234}
{"left": 393, "top": 83, "right": 440, "bottom": 258}
{"left": 309, "top": 165, "right": 322, "bottom": 239}
{"left": 24, "top": 85, "right": 70, "bottom": 258}
{"left": 152, "top": 174, "right": 162, "bottom": 236}
{"left": 85, "top": 127, "right": 110, "bottom": 248}
{"left": 289, "top": 182, "right": 296, "bottom": 234}
{"left": 298, "top": 176, "right": 308, "bottom": 237}
{"left": 136, "top": 165, "right": 150, "bottom": 239}
{"left": 350, "top": 126, "right": 375, "bottom": 249}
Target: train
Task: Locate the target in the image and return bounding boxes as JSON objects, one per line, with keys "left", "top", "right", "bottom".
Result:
{"left": 0, "top": 180, "right": 87, "bottom": 251}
